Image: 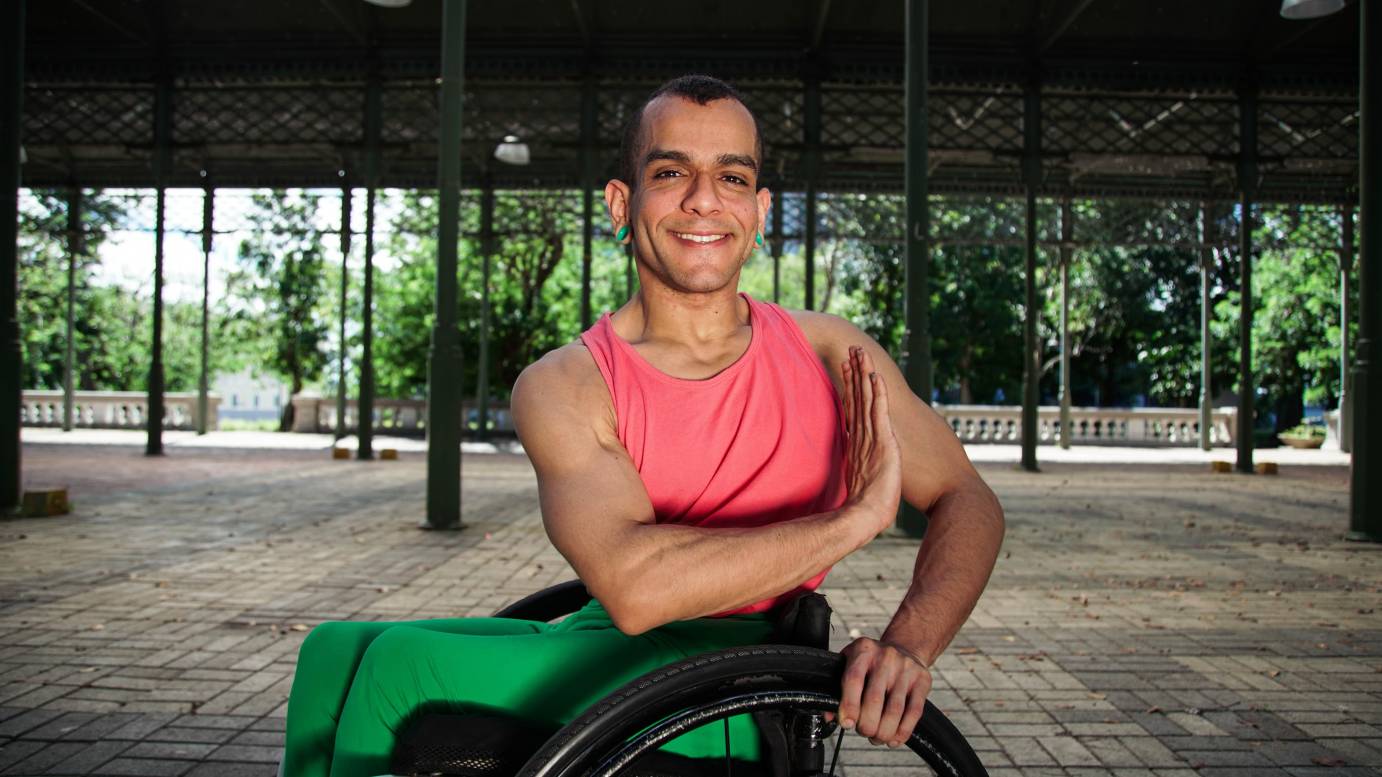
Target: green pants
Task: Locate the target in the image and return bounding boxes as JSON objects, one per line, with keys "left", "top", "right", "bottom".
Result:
{"left": 282, "top": 598, "right": 775, "bottom": 777}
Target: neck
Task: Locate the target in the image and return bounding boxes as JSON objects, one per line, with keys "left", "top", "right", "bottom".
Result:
{"left": 614, "top": 276, "right": 749, "bottom": 349}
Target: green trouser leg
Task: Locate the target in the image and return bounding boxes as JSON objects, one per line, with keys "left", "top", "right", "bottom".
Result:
{"left": 282, "top": 600, "right": 774, "bottom": 777}
{"left": 283, "top": 616, "right": 543, "bottom": 777}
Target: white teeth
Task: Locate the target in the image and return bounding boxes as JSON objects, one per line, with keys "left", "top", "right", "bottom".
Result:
{"left": 674, "top": 232, "right": 727, "bottom": 244}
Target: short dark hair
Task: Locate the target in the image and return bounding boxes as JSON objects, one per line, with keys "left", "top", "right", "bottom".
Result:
{"left": 618, "top": 74, "right": 765, "bottom": 190}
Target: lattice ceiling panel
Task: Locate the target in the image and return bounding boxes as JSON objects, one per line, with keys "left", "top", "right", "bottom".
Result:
{"left": 25, "top": 86, "right": 155, "bottom": 146}
{"left": 1044, "top": 92, "right": 1238, "bottom": 157}
{"left": 1258, "top": 99, "right": 1358, "bottom": 160}
{"left": 382, "top": 84, "right": 439, "bottom": 144}
{"left": 175, "top": 86, "right": 364, "bottom": 145}
{"left": 739, "top": 86, "right": 805, "bottom": 153}
{"left": 465, "top": 86, "right": 582, "bottom": 150}
{"left": 821, "top": 87, "right": 905, "bottom": 150}
{"left": 929, "top": 88, "right": 1025, "bottom": 152}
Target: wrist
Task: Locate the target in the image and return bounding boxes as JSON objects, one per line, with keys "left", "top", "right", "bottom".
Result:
{"left": 834, "top": 502, "right": 879, "bottom": 551}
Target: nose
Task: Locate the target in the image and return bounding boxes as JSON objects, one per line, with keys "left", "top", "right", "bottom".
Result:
{"left": 679, "top": 171, "right": 722, "bottom": 218}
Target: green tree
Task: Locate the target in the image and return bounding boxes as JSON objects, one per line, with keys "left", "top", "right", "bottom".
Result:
{"left": 16, "top": 189, "right": 143, "bottom": 391}
{"left": 225, "top": 190, "right": 331, "bottom": 427}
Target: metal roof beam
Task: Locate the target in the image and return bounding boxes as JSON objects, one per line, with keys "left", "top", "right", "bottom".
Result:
{"left": 69, "top": 0, "right": 147, "bottom": 45}
{"left": 1040, "top": 0, "right": 1096, "bottom": 54}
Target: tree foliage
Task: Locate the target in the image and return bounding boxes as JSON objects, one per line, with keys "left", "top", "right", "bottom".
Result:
{"left": 17, "top": 188, "right": 1353, "bottom": 436}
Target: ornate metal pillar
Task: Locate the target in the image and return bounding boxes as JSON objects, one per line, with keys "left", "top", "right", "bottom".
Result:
{"left": 359, "top": 75, "right": 381, "bottom": 462}
{"left": 198, "top": 185, "right": 212, "bottom": 435}
{"left": 770, "top": 191, "right": 783, "bottom": 304}
{"left": 1058, "top": 197, "right": 1072, "bottom": 450}
{"left": 147, "top": 75, "right": 172, "bottom": 457}
{"left": 336, "top": 185, "right": 351, "bottom": 441}
{"left": 476, "top": 184, "right": 493, "bottom": 444}
{"left": 1340, "top": 205, "right": 1353, "bottom": 453}
{"left": 1200, "top": 202, "right": 1214, "bottom": 452}
{"left": 425, "top": 0, "right": 466, "bottom": 529}
{"left": 1020, "top": 80, "right": 1041, "bottom": 472}
{"left": 1350, "top": 0, "right": 1381, "bottom": 541}
{"left": 64, "top": 188, "right": 82, "bottom": 432}
{"left": 804, "top": 77, "right": 821, "bottom": 311}
{"left": 899, "top": 0, "right": 931, "bottom": 537}
{"left": 0, "top": 0, "right": 22, "bottom": 509}
{"left": 580, "top": 77, "right": 595, "bottom": 330}
{"left": 1236, "top": 85, "right": 1257, "bottom": 474}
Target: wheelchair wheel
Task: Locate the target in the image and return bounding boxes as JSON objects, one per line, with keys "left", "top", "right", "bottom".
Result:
{"left": 516, "top": 645, "right": 988, "bottom": 777}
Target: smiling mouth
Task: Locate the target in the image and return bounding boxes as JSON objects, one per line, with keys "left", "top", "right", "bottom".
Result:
{"left": 672, "top": 231, "right": 730, "bottom": 244}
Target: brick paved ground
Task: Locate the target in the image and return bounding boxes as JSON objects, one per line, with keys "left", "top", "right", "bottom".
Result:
{"left": 1, "top": 441, "right": 1378, "bottom": 776}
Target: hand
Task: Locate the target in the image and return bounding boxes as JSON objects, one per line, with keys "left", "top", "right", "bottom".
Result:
{"left": 840, "top": 346, "right": 902, "bottom": 536}
{"left": 832, "top": 637, "right": 933, "bottom": 747}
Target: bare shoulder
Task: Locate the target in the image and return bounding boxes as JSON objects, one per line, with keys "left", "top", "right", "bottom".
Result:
{"left": 784, "top": 308, "right": 877, "bottom": 365}
{"left": 511, "top": 341, "right": 615, "bottom": 451}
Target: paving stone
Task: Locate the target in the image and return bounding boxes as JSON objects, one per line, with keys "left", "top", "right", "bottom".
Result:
{"left": 1, "top": 443, "right": 1376, "bottom": 777}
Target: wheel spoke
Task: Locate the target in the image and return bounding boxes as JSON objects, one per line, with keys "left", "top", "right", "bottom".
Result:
{"left": 723, "top": 716, "right": 731, "bottom": 777}
{"left": 826, "top": 725, "right": 845, "bottom": 776}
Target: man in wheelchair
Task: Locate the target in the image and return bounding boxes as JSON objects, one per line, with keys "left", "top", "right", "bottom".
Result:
{"left": 280, "top": 75, "right": 1005, "bottom": 777}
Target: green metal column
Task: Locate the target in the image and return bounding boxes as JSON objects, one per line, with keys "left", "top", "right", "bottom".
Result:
{"left": 770, "top": 192, "right": 783, "bottom": 304}
{"left": 1200, "top": 202, "right": 1214, "bottom": 451}
{"left": 64, "top": 188, "right": 81, "bottom": 432}
{"left": 425, "top": 0, "right": 466, "bottom": 529}
{"left": 476, "top": 184, "right": 493, "bottom": 444}
{"left": 899, "top": 0, "right": 931, "bottom": 537}
{"left": 804, "top": 78, "right": 821, "bottom": 311}
{"left": 579, "top": 77, "right": 595, "bottom": 330}
{"left": 1350, "top": 0, "right": 1381, "bottom": 541}
{"left": 0, "top": 0, "right": 22, "bottom": 510}
{"left": 1340, "top": 205, "right": 1353, "bottom": 453}
{"left": 147, "top": 76, "right": 172, "bottom": 457}
{"left": 1236, "top": 86, "right": 1257, "bottom": 475}
{"left": 359, "top": 76, "right": 381, "bottom": 462}
{"left": 1020, "top": 81, "right": 1041, "bottom": 472}
{"left": 1058, "top": 196, "right": 1071, "bottom": 450}
{"left": 336, "top": 185, "right": 351, "bottom": 441}
{"left": 197, "top": 185, "right": 212, "bottom": 435}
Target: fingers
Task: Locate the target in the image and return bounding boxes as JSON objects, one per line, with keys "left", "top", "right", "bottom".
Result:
{"left": 841, "top": 640, "right": 933, "bottom": 748}
{"left": 856, "top": 662, "right": 895, "bottom": 742}
{"left": 837, "top": 641, "right": 870, "bottom": 730}
{"left": 852, "top": 347, "right": 873, "bottom": 449}
{"left": 891, "top": 685, "right": 929, "bottom": 748}
{"left": 840, "top": 359, "right": 855, "bottom": 439}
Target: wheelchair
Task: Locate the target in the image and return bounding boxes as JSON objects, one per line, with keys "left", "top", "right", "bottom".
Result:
{"left": 389, "top": 581, "right": 988, "bottom": 777}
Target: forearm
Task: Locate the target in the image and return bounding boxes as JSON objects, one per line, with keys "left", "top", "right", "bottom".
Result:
{"left": 880, "top": 482, "right": 1005, "bottom": 665}
{"left": 597, "top": 505, "right": 873, "bottom": 634}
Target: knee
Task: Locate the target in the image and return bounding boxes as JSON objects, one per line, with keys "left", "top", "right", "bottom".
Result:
{"left": 355, "top": 625, "right": 427, "bottom": 675}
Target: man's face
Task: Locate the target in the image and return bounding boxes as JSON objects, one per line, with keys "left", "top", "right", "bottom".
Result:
{"left": 615, "top": 96, "right": 771, "bottom": 295}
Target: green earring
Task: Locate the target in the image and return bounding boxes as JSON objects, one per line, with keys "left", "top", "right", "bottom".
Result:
{"left": 615, "top": 225, "right": 629, "bottom": 242}
{"left": 755, "top": 232, "right": 764, "bottom": 247}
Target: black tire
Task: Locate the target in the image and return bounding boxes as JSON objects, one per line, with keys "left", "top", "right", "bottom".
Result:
{"left": 515, "top": 645, "right": 988, "bottom": 777}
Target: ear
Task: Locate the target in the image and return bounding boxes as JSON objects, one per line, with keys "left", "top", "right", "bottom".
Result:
{"left": 757, "top": 187, "right": 773, "bottom": 241}
{"left": 605, "top": 179, "right": 632, "bottom": 242}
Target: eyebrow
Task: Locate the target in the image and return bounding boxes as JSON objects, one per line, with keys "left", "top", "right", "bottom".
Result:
{"left": 644, "top": 149, "right": 760, "bottom": 173}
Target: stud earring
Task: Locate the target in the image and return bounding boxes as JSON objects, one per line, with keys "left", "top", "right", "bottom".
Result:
{"left": 755, "top": 232, "right": 764, "bottom": 247}
{"left": 615, "top": 225, "right": 629, "bottom": 242}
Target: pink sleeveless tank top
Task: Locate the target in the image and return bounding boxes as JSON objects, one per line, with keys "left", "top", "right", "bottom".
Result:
{"left": 579, "top": 292, "right": 847, "bottom": 616}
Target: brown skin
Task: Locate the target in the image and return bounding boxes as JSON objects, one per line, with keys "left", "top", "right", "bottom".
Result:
{"left": 511, "top": 95, "right": 1005, "bottom": 749}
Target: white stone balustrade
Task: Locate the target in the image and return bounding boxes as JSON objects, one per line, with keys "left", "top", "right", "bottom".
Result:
{"left": 289, "top": 393, "right": 514, "bottom": 435}
{"left": 21, "top": 390, "right": 219, "bottom": 431}
{"left": 935, "top": 404, "right": 1237, "bottom": 446}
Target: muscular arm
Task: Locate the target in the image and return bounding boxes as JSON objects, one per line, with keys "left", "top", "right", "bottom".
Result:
{"left": 511, "top": 345, "right": 887, "bottom": 636}
{"left": 794, "top": 312, "right": 1005, "bottom": 666}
